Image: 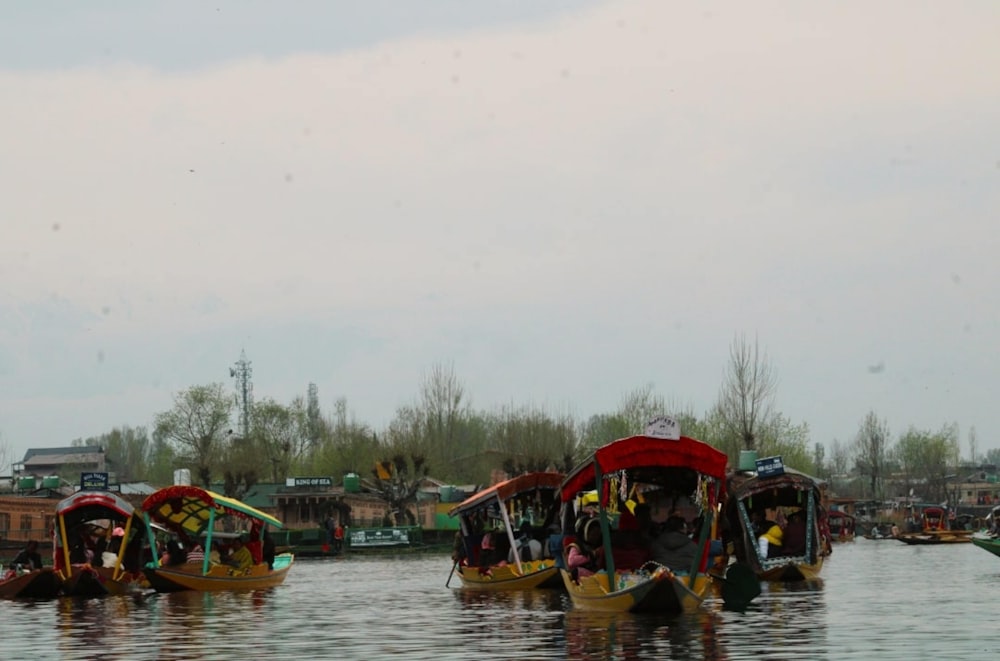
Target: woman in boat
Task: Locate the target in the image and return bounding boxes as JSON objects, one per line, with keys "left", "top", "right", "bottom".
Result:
{"left": 781, "top": 510, "right": 807, "bottom": 556}
{"left": 753, "top": 511, "right": 783, "bottom": 559}
{"left": 565, "top": 518, "right": 602, "bottom": 580}
{"left": 161, "top": 539, "right": 187, "bottom": 566}
{"left": 227, "top": 537, "right": 254, "bottom": 570}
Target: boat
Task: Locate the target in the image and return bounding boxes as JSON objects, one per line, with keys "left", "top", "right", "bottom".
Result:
{"left": 827, "top": 510, "right": 856, "bottom": 542}
{"left": 447, "top": 471, "right": 564, "bottom": 590}
{"left": 140, "top": 485, "right": 293, "bottom": 592}
{"left": 556, "top": 415, "right": 745, "bottom": 613}
{"left": 0, "top": 566, "right": 62, "bottom": 599}
{"left": 971, "top": 533, "right": 1000, "bottom": 557}
{"left": 725, "top": 458, "right": 830, "bottom": 581}
{"left": 894, "top": 507, "right": 972, "bottom": 545}
{"left": 54, "top": 488, "right": 149, "bottom": 596}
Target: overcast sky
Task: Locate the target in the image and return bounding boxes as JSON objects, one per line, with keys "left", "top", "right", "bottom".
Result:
{"left": 2, "top": 1, "right": 998, "bottom": 468}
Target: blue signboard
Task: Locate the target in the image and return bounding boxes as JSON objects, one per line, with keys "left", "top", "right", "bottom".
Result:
{"left": 755, "top": 456, "right": 785, "bottom": 478}
{"left": 81, "top": 472, "right": 109, "bottom": 490}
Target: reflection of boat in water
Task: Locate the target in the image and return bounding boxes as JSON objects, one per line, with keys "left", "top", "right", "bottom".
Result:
{"left": 447, "top": 471, "right": 564, "bottom": 590}
{"left": 726, "top": 460, "right": 830, "bottom": 581}
{"left": 0, "top": 566, "right": 62, "bottom": 599}
{"left": 140, "top": 485, "right": 294, "bottom": 592}
{"left": 54, "top": 489, "right": 149, "bottom": 596}
{"left": 557, "top": 416, "right": 731, "bottom": 614}
{"left": 826, "top": 510, "right": 855, "bottom": 542}
{"left": 895, "top": 507, "right": 972, "bottom": 545}
{"left": 564, "top": 608, "right": 729, "bottom": 660}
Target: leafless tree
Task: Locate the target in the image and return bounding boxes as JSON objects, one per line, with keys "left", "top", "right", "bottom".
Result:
{"left": 715, "top": 334, "right": 777, "bottom": 451}
{"left": 854, "top": 410, "right": 890, "bottom": 501}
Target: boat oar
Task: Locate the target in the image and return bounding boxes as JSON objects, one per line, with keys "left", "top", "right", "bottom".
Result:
{"left": 712, "top": 562, "right": 761, "bottom": 611}
{"left": 445, "top": 560, "right": 458, "bottom": 588}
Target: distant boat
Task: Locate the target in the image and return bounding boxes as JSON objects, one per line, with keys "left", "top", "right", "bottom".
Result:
{"left": 895, "top": 507, "right": 972, "bottom": 545}
{"left": 827, "top": 510, "right": 856, "bottom": 542}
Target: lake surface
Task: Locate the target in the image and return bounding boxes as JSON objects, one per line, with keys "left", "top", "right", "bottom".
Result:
{"left": 3, "top": 539, "right": 999, "bottom": 659}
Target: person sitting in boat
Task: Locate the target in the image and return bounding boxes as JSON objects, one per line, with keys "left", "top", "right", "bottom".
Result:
{"left": 508, "top": 521, "right": 543, "bottom": 563}
{"left": 652, "top": 515, "right": 699, "bottom": 573}
{"left": 185, "top": 543, "right": 206, "bottom": 566}
{"left": 100, "top": 528, "right": 125, "bottom": 568}
{"left": 69, "top": 529, "right": 95, "bottom": 565}
{"left": 263, "top": 530, "right": 276, "bottom": 570}
{"left": 226, "top": 537, "right": 254, "bottom": 570}
{"left": 161, "top": 539, "right": 187, "bottom": 566}
{"left": 565, "top": 518, "right": 602, "bottom": 580}
{"left": 12, "top": 540, "right": 43, "bottom": 571}
{"left": 781, "top": 510, "right": 807, "bottom": 557}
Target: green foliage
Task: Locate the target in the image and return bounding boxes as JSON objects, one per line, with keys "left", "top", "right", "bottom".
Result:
{"left": 154, "top": 383, "right": 234, "bottom": 486}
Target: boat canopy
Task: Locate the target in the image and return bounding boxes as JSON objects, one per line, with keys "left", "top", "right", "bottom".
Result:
{"left": 560, "top": 434, "right": 728, "bottom": 502}
{"left": 448, "top": 472, "right": 564, "bottom": 517}
{"left": 140, "top": 485, "right": 283, "bottom": 536}
{"left": 56, "top": 490, "right": 136, "bottom": 521}
{"left": 729, "top": 467, "right": 824, "bottom": 508}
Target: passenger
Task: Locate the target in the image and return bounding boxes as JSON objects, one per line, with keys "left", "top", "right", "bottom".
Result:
{"left": 12, "top": 540, "right": 43, "bottom": 570}
{"left": 185, "top": 543, "right": 206, "bottom": 566}
{"left": 263, "top": 530, "right": 276, "bottom": 570}
{"left": 161, "top": 539, "right": 186, "bottom": 566}
{"left": 209, "top": 541, "right": 222, "bottom": 565}
{"left": 508, "top": 521, "right": 543, "bottom": 563}
{"left": 782, "top": 511, "right": 807, "bottom": 556}
{"left": 227, "top": 537, "right": 254, "bottom": 570}
{"left": 652, "top": 515, "right": 700, "bottom": 572}
{"left": 69, "top": 529, "right": 95, "bottom": 565}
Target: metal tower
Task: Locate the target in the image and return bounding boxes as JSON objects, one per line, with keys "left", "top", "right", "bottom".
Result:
{"left": 230, "top": 349, "right": 253, "bottom": 439}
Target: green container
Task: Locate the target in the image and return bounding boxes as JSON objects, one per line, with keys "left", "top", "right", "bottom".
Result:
{"left": 42, "top": 476, "right": 60, "bottom": 489}
{"left": 343, "top": 473, "right": 360, "bottom": 493}
{"left": 18, "top": 476, "right": 36, "bottom": 490}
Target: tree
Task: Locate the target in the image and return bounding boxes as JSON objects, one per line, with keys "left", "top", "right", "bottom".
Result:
{"left": 154, "top": 383, "right": 234, "bottom": 487}
{"left": 854, "top": 411, "right": 890, "bottom": 501}
{"left": 488, "top": 405, "right": 577, "bottom": 476}
{"left": 895, "top": 424, "right": 961, "bottom": 504}
{"left": 250, "top": 398, "right": 306, "bottom": 483}
{"left": 371, "top": 453, "right": 428, "bottom": 526}
{"left": 829, "top": 439, "right": 851, "bottom": 476}
{"left": 79, "top": 426, "right": 152, "bottom": 482}
{"left": 969, "top": 425, "right": 978, "bottom": 465}
{"left": 715, "top": 334, "right": 777, "bottom": 451}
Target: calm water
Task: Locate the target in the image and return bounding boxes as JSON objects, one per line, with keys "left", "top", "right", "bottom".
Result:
{"left": 3, "top": 540, "right": 1000, "bottom": 660}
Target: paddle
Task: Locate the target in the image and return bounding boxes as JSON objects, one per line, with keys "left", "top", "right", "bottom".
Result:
{"left": 715, "top": 562, "right": 761, "bottom": 611}
{"left": 445, "top": 560, "right": 458, "bottom": 588}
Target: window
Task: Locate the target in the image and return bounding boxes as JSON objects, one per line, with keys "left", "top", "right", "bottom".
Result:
{"left": 0, "top": 513, "right": 9, "bottom": 534}
{"left": 20, "top": 514, "right": 33, "bottom": 531}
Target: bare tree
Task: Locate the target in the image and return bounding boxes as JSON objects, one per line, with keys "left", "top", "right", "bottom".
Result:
{"left": 854, "top": 410, "right": 890, "bottom": 501}
{"left": 154, "top": 383, "right": 234, "bottom": 487}
{"left": 969, "top": 425, "right": 978, "bottom": 465}
{"left": 716, "top": 334, "right": 777, "bottom": 451}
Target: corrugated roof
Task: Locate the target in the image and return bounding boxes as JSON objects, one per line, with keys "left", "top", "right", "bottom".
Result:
{"left": 23, "top": 446, "right": 104, "bottom": 461}
{"left": 24, "top": 452, "right": 104, "bottom": 466}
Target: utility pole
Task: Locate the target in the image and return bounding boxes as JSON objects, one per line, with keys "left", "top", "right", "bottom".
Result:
{"left": 230, "top": 349, "right": 253, "bottom": 440}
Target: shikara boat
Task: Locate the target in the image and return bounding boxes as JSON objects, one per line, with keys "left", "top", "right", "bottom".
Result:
{"left": 447, "top": 471, "right": 564, "bottom": 590}
{"left": 895, "top": 507, "right": 972, "bottom": 545}
{"left": 971, "top": 534, "right": 1000, "bottom": 557}
{"left": 556, "top": 416, "right": 737, "bottom": 614}
{"left": 140, "top": 485, "right": 293, "bottom": 592}
{"left": 827, "top": 510, "right": 856, "bottom": 542}
{"left": 0, "top": 567, "right": 62, "bottom": 599}
{"left": 54, "top": 489, "right": 149, "bottom": 596}
{"left": 726, "top": 460, "right": 830, "bottom": 581}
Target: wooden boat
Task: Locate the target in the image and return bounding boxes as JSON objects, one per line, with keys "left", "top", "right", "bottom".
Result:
{"left": 726, "top": 459, "right": 830, "bottom": 581}
{"left": 556, "top": 416, "right": 737, "bottom": 614}
{"left": 54, "top": 488, "right": 149, "bottom": 596}
{"left": 447, "top": 471, "right": 564, "bottom": 591}
{"left": 895, "top": 507, "right": 972, "bottom": 545}
{"left": 0, "top": 567, "right": 62, "bottom": 599}
{"left": 140, "top": 485, "right": 293, "bottom": 592}
{"left": 826, "top": 510, "right": 855, "bottom": 542}
{"left": 971, "top": 534, "right": 1000, "bottom": 557}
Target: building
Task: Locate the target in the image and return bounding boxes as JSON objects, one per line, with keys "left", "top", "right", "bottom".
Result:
{"left": 13, "top": 446, "right": 111, "bottom": 491}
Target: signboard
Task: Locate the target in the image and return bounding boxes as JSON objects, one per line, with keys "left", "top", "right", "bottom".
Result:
{"left": 348, "top": 528, "right": 410, "bottom": 548}
{"left": 755, "top": 455, "right": 785, "bottom": 478}
{"left": 287, "top": 477, "right": 333, "bottom": 488}
{"left": 81, "top": 472, "right": 109, "bottom": 490}
{"left": 644, "top": 415, "right": 681, "bottom": 440}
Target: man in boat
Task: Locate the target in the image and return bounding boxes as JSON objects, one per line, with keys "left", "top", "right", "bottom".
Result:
{"left": 11, "top": 540, "right": 43, "bottom": 570}
{"left": 782, "top": 510, "right": 807, "bottom": 556}
{"left": 508, "top": 521, "right": 542, "bottom": 563}
{"left": 651, "top": 515, "right": 699, "bottom": 572}
{"left": 227, "top": 537, "right": 254, "bottom": 570}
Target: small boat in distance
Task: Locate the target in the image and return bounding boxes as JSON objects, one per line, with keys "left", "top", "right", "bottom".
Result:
{"left": 827, "top": 510, "right": 856, "bottom": 542}
{"left": 140, "top": 485, "right": 293, "bottom": 592}
{"left": 447, "top": 471, "right": 564, "bottom": 590}
{"left": 726, "top": 458, "right": 831, "bottom": 582}
{"left": 556, "top": 416, "right": 743, "bottom": 613}
{"left": 895, "top": 506, "right": 973, "bottom": 545}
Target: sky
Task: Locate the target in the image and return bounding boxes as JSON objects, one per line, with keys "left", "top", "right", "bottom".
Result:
{"left": 2, "top": 1, "right": 999, "bottom": 468}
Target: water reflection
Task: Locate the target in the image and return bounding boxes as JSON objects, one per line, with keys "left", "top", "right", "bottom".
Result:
{"left": 563, "top": 609, "right": 730, "bottom": 660}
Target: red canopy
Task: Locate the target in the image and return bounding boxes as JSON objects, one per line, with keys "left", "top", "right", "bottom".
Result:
{"left": 449, "top": 472, "right": 564, "bottom": 517}
{"left": 560, "top": 434, "right": 728, "bottom": 502}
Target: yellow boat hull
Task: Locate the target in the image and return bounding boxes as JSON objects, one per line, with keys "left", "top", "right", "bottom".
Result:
{"left": 757, "top": 556, "right": 824, "bottom": 582}
{"left": 144, "top": 555, "right": 294, "bottom": 592}
{"left": 456, "top": 561, "right": 562, "bottom": 590}
{"left": 560, "top": 567, "right": 711, "bottom": 613}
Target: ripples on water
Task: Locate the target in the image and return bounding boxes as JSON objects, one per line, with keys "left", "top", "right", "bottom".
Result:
{"left": 3, "top": 541, "right": 1000, "bottom": 660}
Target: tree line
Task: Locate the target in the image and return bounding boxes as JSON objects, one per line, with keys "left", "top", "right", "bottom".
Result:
{"left": 65, "top": 335, "right": 985, "bottom": 508}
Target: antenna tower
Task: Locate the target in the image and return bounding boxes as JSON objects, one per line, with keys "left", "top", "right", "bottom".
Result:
{"left": 230, "top": 349, "right": 254, "bottom": 439}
